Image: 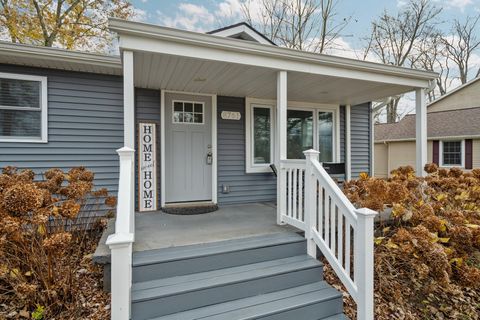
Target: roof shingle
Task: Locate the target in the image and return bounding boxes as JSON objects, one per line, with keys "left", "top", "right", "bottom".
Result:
{"left": 375, "top": 107, "right": 480, "bottom": 141}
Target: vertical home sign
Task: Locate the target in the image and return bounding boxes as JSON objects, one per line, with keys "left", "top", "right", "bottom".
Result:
{"left": 139, "top": 122, "right": 157, "bottom": 211}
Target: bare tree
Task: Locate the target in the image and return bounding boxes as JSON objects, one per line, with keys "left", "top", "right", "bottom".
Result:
{"left": 442, "top": 15, "right": 480, "bottom": 85}
{"left": 241, "top": 0, "right": 349, "bottom": 53}
{"left": 364, "top": 0, "right": 441, "bottom": 123}
{"left": 412, "top": 32, "right": 451, "bottom": 102}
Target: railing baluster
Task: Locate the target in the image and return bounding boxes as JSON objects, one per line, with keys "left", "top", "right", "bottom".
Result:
{"left": 325, "top": 192, "right": 330, "bottom": 247}
{"left": 345, "top": 221, "right": 351, "bottom": 276}
{"left": 300, "top": 168, "right": 303, "bottom": 221}
{"left": 287, "top": 168, "right": 292, "bottom": 217}
{"left": 338, "top": 212, "right": 343, "bottom": 265}
{"left": 331, "top": 204, "right": 336, "bottom": 255}
{"left": 318, "top": 183, "right": 323, "bottom": 236}
{"left": 292, "top": 169, "right": 297, "bottom": 220}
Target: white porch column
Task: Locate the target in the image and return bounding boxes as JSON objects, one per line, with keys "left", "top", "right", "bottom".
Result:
{"left": 415, "top": 88, "right": 427, "bottom": 177}
{"left": 122, "top": 50, "right": 135, "bottom": 229}
{"left": 345, "top": 105, "right": 352, "bottom": 181}
{"left": 123, "top": 50, "right": 135, "bottom": 148}
{"left": 276, "top": 70, "right": 287, "bottom": 224}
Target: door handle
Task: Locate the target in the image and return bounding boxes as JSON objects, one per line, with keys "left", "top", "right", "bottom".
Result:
{"left": 206, "top": 151, "right": 213, "bottom": 165}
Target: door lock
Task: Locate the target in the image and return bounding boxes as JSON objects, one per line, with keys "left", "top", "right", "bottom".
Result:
{"left": 206, "top": 151, "right": 213, "bottom": 165}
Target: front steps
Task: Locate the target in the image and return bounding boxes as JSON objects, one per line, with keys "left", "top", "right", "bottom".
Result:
{"left": 130, "top": 233, "right": 345, "bottom": 320}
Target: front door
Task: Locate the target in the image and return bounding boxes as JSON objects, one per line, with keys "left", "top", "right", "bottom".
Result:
{"left": 165, "top": 93, "right": 213, "bottom": 203}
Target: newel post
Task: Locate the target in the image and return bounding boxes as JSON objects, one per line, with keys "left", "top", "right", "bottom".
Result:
{"left": 303, "top": 149, "right": 319, "bottom": 258}
{"left": 354, "top": 207, "right": 377, "bottom": 320}
{"left": 117, "top": 147, "right": 135, "bottom": 235}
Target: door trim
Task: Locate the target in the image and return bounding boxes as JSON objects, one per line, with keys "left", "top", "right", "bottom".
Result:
{"left": 160, "top": 90, "right": 217, "bottom": 207}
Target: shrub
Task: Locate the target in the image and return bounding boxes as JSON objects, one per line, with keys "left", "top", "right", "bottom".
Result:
{"left": 342, "top": 165, "right": 480, "bottom": 318}
{"left": 0, "top": 166, "right": 116, "bottom": 318}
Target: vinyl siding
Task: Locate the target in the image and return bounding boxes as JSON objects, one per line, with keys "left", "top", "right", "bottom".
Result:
{"left": 350, "top": 103, "right": 371, "bottom": 178}
{"left": 0, "top": 64, "right": 124, "bottom": 194}
{"left": 474, "top": 140, "right": 480, "bottom": 169}
{"left": 135, "top": 88, "right": 161, "bottom": 209}
{"left": 217, "top": 96, "right": 277, "bottom": 204}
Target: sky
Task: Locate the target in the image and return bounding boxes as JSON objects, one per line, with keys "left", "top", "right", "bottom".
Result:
{"left": 130, "top": 0, "right": 478, "bottom": 50}
{"left": 129, "top": 0, "right": 480, "bottom": 119}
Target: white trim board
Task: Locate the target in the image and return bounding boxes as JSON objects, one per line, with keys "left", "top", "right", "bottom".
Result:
{"left": 160, "top": 90, "right": 217, "bottom": 207}
{"left": 209, "top": 24, "right": 273, "bottom": 45}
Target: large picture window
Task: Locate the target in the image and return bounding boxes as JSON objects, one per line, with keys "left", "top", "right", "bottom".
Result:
{"left": 0, "top": 73, "right": 47, "bottom": 142}
{"left": 441, "top": 140, "right": 463, "bottom": 167}
{"left": 246, "top": 99, "right": 338, "bottom": 173}
{"left": 287, "top": 110, "right": 313, "bottom": 159}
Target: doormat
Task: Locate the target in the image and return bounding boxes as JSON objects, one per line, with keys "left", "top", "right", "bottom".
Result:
{"left": 162, "top": 204, "right": 219, "bottom": 215}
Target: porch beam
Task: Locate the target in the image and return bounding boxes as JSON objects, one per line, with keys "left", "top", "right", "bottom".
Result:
{"left": 415, "top": 88, "right": 427, "bottom": 177}
{"left": 276, "top": 70, "right": 287, "bottom": 224}
{"left": 123, "top": 50, "right": 135, "bottom": 149}
{"left": 117, "top": 35, "right": 432, "bottom": 89}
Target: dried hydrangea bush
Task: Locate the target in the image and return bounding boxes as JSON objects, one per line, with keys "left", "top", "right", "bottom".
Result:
{"left": 337, "top": 164, "right": 480, "bottom": 319}
{"left": 0, "top": 166, "right": 116, "bottom": 319}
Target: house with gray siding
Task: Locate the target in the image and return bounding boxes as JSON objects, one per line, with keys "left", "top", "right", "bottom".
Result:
{"left": 0, "top": 20, "right": 437, "bottom": 320}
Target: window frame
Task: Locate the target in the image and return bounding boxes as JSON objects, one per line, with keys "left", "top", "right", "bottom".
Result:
{"left": 245, "top": 98, "right": 340, "bottom": 173}
{"left": 246, "top": 102, "right": 275, "bottom": 173}
{"left": 0, "top": 72, "right": 48, "bottom": 143}
{"left": 171, "top": 99, "right": 205, "bottom": 125}
{"left": 440, "top": 139, "right": 464, "bottom": 168}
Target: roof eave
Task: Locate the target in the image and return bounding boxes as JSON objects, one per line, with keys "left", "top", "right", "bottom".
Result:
{"left": 0, "top": 41, "right": 122, "bottom": 75}
{"left": 109, "top": 18, "right": 438, "bottom": 85}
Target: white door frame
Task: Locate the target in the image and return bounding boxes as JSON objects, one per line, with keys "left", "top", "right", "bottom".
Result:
{"left": 160, "top": 90, "right": 217, "bottom": 207}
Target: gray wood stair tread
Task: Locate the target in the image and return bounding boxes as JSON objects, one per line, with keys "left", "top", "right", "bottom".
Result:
{"left": 132, "top": 255, "right": 321, "bottom": 302}
{"left": 133, "top": 233, "right": 305, "bottom": 266}
{"left": 149, "top": 282, "right": 342, "bottom": 320}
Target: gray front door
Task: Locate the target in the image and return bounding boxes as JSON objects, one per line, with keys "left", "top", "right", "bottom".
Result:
{"left": 165, "top": 93, "right": 212, "bottom": 203}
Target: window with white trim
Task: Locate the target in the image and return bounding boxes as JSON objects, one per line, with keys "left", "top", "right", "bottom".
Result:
{"left": 246, "top": 99, "right": 339, "bottom": 173}
{"left": 441, "top": 140, "right": 463, "bottom": 167}
{"left": 0, "top": 73, "right": 47, "bottom": 142}
{"left": 246, "top": 103, "right": 274, "bottom": 173}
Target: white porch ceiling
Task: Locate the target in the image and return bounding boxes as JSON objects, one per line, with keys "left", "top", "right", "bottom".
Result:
{"left": 134, "top": 52, "right": 416, "bottom": 105}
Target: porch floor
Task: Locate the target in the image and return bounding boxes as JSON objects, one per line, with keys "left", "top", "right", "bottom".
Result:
{"left": 94, "top": 202, "right": 298, "bottom": 261}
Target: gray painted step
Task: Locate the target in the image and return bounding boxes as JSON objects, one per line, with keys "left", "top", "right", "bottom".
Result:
{"left": 131, "top": 255, "right": 323, "bottom": 320}
{"left": 151, "top": 282, "right": 344, "bottom": 320}
{"left": 132, "top": 233, "right": 306, "bottom": 282}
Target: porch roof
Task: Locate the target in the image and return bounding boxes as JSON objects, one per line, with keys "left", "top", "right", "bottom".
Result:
{"left": 110, "top": 18, "right": 438, "bottom": 105}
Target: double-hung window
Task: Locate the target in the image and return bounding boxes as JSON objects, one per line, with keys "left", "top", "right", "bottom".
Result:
{"left": 246, "top": 99, "right": 338, "bottom": 173}
{"left": 441, "top": 140, "right": 464, "bottom": 167}
{"left": 0, "top": 73, "right": 48, "bottom": 142}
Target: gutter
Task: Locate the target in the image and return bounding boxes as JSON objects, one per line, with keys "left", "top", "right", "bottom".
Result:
{"left": 375, "top": 135, "right": 480, "bottom": 143}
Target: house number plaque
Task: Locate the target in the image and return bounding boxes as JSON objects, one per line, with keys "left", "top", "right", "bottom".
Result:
{"left": 139, "top": 122, "right": 157, "bottom": 211}
{"left": 221, "top": 111, "right": 241, "bottom": 120}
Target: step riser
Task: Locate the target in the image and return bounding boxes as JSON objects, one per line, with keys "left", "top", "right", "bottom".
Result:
{"left": 256, "top": 300, "right": 344, "bottom": 320}
{"left": 132, "top": 267, "right": 323, "bottom": 320}
{"left": 133, "top": 240, "right": 307, "bottom": 282}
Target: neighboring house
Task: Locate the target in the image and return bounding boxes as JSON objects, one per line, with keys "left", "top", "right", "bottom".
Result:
{"left": 375, "top": 77, "right": 480, "bottom": 178}
{"left": 0, "top": 20, "right": 436, "bottom": 320}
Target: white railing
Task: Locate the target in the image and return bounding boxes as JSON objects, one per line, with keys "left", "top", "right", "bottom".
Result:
{"left": 279, "top": 150, "right": 377, "bottom": 320}
{"left": 106, "top": 147, "right": 135, "bottom": 320}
